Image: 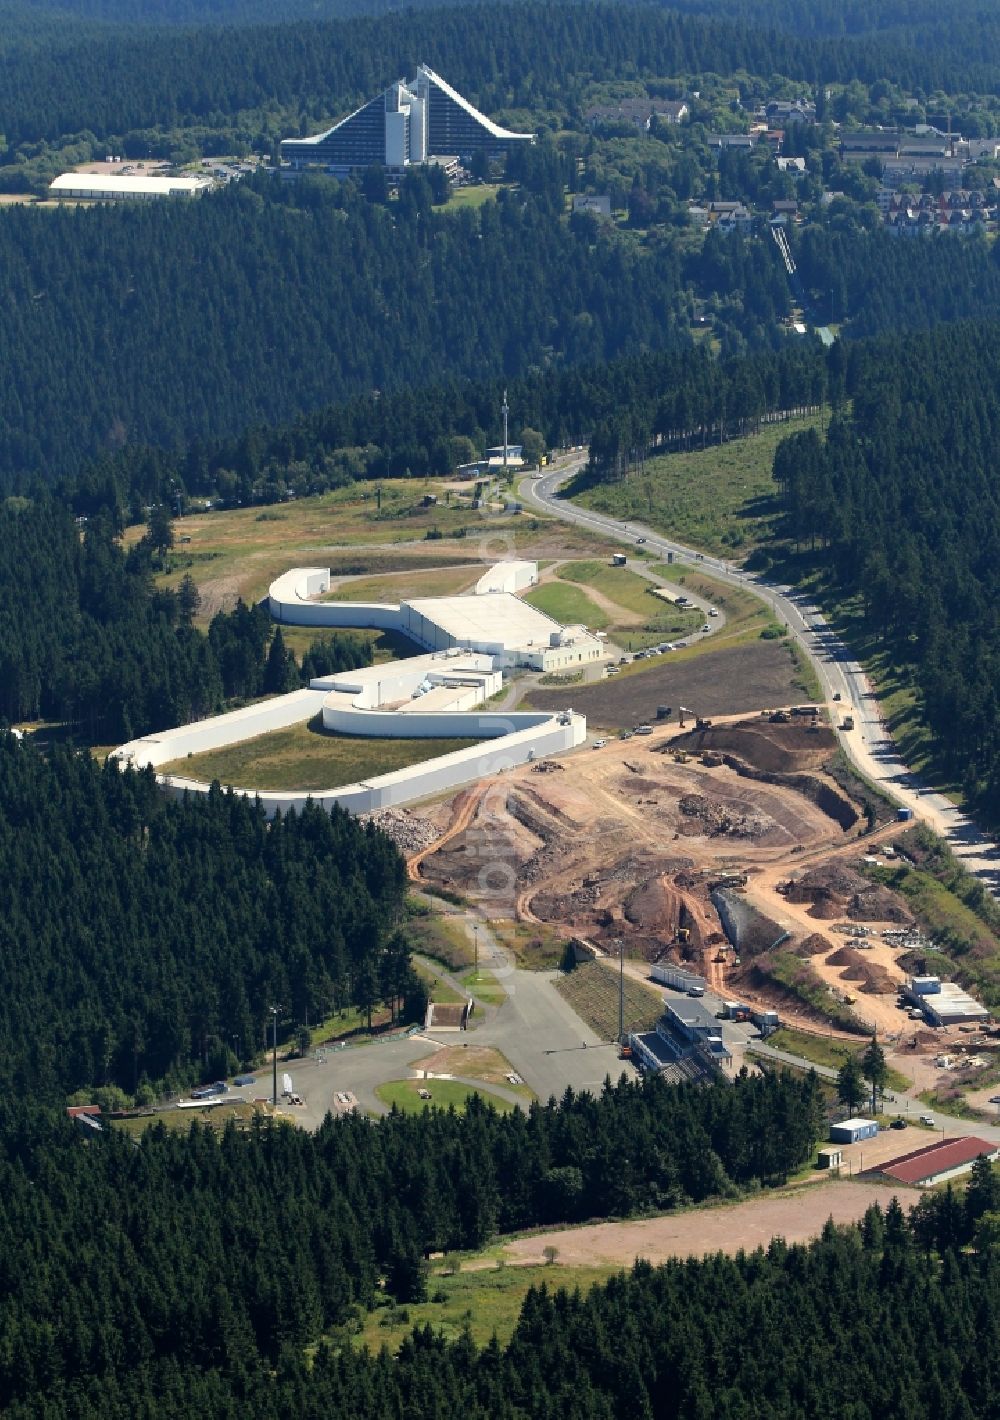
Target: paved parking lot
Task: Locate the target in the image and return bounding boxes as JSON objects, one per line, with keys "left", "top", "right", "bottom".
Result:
{"left": 275, "top": 961, "right": 632, "bottom": 1129}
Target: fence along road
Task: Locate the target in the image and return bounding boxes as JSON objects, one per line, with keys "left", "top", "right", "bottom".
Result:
{"left": 520, "top": 455, "right": 1000, "bottom": 899}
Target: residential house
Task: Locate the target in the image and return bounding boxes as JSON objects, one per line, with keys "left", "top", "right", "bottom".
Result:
{"left": 765, "top": 99, "right": 815, "bottom": 125}
{"left": 572, "top": 194, "right": 612, "bottom": 217}
{"left": 708, "top": 133, "right": 756, "bottom": 150}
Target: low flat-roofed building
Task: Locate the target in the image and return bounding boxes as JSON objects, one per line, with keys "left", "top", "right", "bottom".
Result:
{"left": 572, "top": 194, "right": 612, "bottom": 218}
{"left": 50, "top": 173, "right": 206, "bottom": 201}
{"left": 400, "top": 591, "right": 604, "bottom": 672}
{"left": 830, "top": 1117, "right": 878, "bottom": 1145}
{"left": 879, "top": 1136, "right": 999, "bottom": 1188}
{"left": 906, "top": 979, "right": 989, "bottom": 1026}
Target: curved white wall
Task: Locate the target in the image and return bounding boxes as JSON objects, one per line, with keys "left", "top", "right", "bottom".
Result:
{"left": 321, "top": 704, "right": 555, "bottom": 739}
{"left": 111, "top": 688, "right": 328, "bottom": 770}
{"left": 155, "top": 712, "right": 585, "bottom": 817}
{"left": 268, "top": 567, "right": 401, "bottom": 630}
{"left": 474, "top": 559, "right": 538, "bottom": 595}
{"left": 111, "top": 563, "right": 588, "bottom": 819}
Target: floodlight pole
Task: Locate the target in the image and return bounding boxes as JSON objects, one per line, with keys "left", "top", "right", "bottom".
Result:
{"left": 473, "top": 921, "right": 479, "bottom": 981}
{"left": 619, "top": 940, "right": 625, "bottom": 1045}
{"left": 270, "top": 1005, "right": 279, "bottom": 1106}
{"left": 502, "top": 390, "right": 509, "bottom": 473}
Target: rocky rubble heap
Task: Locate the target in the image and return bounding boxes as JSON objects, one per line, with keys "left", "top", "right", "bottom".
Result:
{"left": 678, "top": 793, "right": 769, "bottom": 839}
{"left": 365, "top": 808, "right": 439, "bottom": 853}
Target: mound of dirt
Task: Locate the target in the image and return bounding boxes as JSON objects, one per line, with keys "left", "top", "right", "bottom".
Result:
{"left": 624, "top": 877, "right": 679, "bottom": 929}
{"left": 678, "top": 793, "right": 771, "bottom": 839}
{"left": 827, "top": 946, "right": 858, "bottom": 967}
{"left": 826, "top": 945, "right": 898, "bottom": 994}
{"left": 847, "top": 885, "right": 913, "bottom": 924}
{"left": 796, "top": 932, "right": 833, "bottom": 956}
{"left": 785, "top": 862, "right": 912, "bottom": 923}
{"left": 676, "top": 719, "right": 836, "bottom": 774}
{"left": 785, "top": 863, "right": 865, "bottom": 916}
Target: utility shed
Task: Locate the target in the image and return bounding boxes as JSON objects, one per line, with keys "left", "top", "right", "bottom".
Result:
{"left": 830, "top": 1118, "right": 879, "bottom": 1144}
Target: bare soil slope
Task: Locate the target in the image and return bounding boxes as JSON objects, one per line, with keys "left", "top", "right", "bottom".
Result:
{"left": 528, "top": 642, "right": 801, "bottom": 728}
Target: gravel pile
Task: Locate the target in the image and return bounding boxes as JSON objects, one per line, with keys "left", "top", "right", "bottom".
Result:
{"left": 365, "top": 808, "right": 439, "bottom": 853}
{"left": 679, "top": 793, "right": 769, "bottom": 839}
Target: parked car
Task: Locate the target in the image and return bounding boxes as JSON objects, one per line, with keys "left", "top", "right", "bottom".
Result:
{"left": 890, "top": 1118, "right": 907, "bottom": 1130}
{"left": 919, "top": 1114, "right": 935, "bottom": 1126}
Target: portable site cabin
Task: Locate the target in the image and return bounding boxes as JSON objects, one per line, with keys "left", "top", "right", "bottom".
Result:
{"left": 829, "top": 1118, "right": 878, "bottom": 1145}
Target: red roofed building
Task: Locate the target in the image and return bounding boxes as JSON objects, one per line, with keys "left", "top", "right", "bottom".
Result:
{"left": 879, "top": 1136, "right": 999, "bottom": 1188}
{"left": 65, "top": 1104, "right": 101, "bottom": 1118}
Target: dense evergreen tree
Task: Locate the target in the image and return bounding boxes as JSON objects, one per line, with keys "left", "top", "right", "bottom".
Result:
{"left": 772, "top": 319, "right": 1000, "bottom": 824}
{"left": 0, "top": 497, "right": 371, "bottom": 741}
{"left": 5, "top": 1, "right": 1000, "bottom": 154}
{"left": 0, "top": 1068, "right": 823, "bottom": 1410}
{"left": 0, "top": 177, "right": 690, "bottom": 489}
{"left": 0, "top": 739, "right": 407, "bottom": 1097}
{"left": 0, "top": 1092, "right": 996, "bottom": 1417}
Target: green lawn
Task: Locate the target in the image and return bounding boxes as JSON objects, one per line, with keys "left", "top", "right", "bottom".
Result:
{"left": 524, "top": 582, "right": 609, "bottom": 628}
{"left": 768, "top": 1026, "right": 911, "bottom": 1093}
{"left": 349, "top": 1259, "right": 617, "bottom": 1353}
{"left": 413, "top": 960, "right": 466, "bottom": 1005}
{"left": 405, "top": 904, "right": 476, "bottom": 972}
{"left": 489, "top": 918, "right": 568, "bottom": 970}
{"left": 459, "top": 968, "right": 507, "bottom": 1005}
{"left": 538, "top": 558, "right": 703, "bottom": 651}
{"left": 325, "top": 564, "right": 480, "bottom": 602}
{"left": 604, "top": 562, "right": 773, "bottom": 678}
{"left": 443, "top": 183, "right": 501, "bottom": 211}
{"left": 374, "top": 1078, "right": 516, "bottom": 1115}
{"left": 558, "top": 559, "right": 665, "bottom": 616}
{"left": 571, "top": 413, "right": 822, "bottom": 558}
{"left": 135, "top": 479, "right": 545, "bottom": 621}
{"left": 159, "top": 716, "right": 480, "bottom": 791}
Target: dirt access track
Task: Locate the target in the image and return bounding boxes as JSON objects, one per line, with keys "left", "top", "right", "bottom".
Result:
{"left": 412, "top": 717, "right": 869, "bottom": 1006}
{"left": 501, "top": 1181, "right": 905, "bottom": 1268}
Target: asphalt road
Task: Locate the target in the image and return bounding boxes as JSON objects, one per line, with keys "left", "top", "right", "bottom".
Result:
{"left": 521, "top": 457, "right": 1000, "bottom": 898}
{"left": 275, "top": 913, "right": 630, "bottom": 1127}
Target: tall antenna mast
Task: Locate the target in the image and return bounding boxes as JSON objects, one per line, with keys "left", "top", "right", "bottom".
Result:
{"left": 502, "top": 389, "right": 509, "bottom": 472}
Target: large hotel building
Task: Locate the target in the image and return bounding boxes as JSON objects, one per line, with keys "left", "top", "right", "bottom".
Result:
{"left": 281, "top": 65, "right": 533, "bottom": 177}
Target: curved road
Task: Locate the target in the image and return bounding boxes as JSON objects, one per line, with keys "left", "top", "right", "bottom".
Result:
{"left": 522, "top": 457, "right": 1000, "bottom": 898}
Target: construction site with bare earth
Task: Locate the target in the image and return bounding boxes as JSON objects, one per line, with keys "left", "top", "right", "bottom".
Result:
{"left": 400, "top": 708, "right": 1000, "bottom": 1108}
